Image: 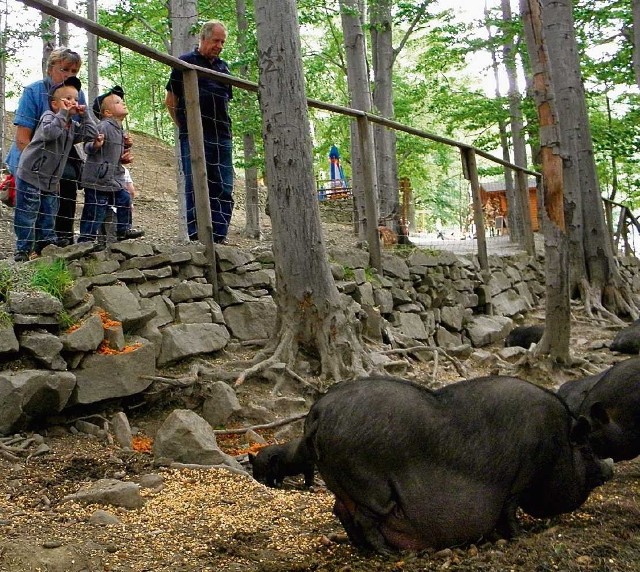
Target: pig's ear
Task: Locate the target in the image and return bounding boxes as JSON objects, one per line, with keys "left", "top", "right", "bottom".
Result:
{"left": 571, "top": 415, "right": 592, "bottom": 445}
{"left": 589, "top": 402, "right": 610, "bottom": 425}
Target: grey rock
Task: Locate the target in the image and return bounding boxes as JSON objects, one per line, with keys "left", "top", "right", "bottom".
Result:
{"left": 139, "top": 473, "right": 164, "bottom": 489}
{"left": 0, "top": 370, "right": 76, "bottom": 435}
{"left": 390, "top": 312, "right": 430, "bottom": 340}
{"left": 69, "top": 478, "right": 144, "bottom": 508}
{"left": 59, "top": 312, "right": 104, "bottom": 352}
{"left": 153, "top": 409, "right": 243, "bottom": 471}
{"left": 223, "top": 298, "right": 277, "bottom": 341}
{"left": 0, "top": 322, "right": 19, "bottom": 354}
{"left": 201, "top": 381, "right": 242, "bottom": 427}
{"left": 92, "top": 284, "right": 157, "bottom": 331}
{"left": 381, "top": 253, "right": 411, "bottom": 280}
{"left": 111, "top": 411, "right": 133, "bottom": 449}
{"left": 157, "top": 323, "right": 230, "bottom": 366}
{"left": 72, "top": 338, "right": 155, "bottom": 404}
{"left": 7, "top": 290, "right": 63, "bottom": 315}
{"left": 175, "top": 301, "right": 214, "bottom": 324}
{"left": 18, "top": 330, "right": 66, "bottom": 370}
{"left": 169, "top": 281, "right": 214, "bottom": 303}
{"left": 466, "top": 315, "right": 513, "bottom": 347}
{"left": 89, "top": 509, "right": 122, "bottom": 525}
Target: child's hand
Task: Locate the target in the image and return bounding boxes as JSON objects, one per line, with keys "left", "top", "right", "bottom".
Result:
{"left": 121, "top": 149, "right": 133, "bottom": 164}
{"left": 76, "top": 104, "right": 86, "bottom": 116}
{"left": 93, "top": 133, "right": 105, "bottom": 150}
{"left": 61, "top": 98, "right": 76, "bottom": 113}
{"left": 124, "top": 134, "right": 133, "bottom": 149}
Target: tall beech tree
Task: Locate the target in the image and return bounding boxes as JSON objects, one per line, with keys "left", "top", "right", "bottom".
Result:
{"left": 240, "top": 0, "right": 373, "bottom": 385}
{"left": 541, "top": 0, "right": 637, "bottom": 320}
{"left": 520, "top": 0, "right": 571, "bottom": 361}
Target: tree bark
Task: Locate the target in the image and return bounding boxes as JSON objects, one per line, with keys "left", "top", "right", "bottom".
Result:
{"left": 236, "top": 0, "right": 261, "bottom": 240}
{"left": 369, "top": 0, "right": 399, "bottom": 226}
{"left": 502, "top": 0, "right": 535, "bottom": 255}
{"left": 485, "top": 8, "right": 517, "bottom": 240}
{"left": 86, "top": 0, "right": 98, "bottom": 106}
{"left": 58, "top": 0, "right": 69, "bottom": 46}
{"left": 542, "top": 0, "right": 635, "bottom": 319}
{"left": 41, "top": 6, "right": 55, "bottom": 78}
{"left": 249, "top": 0, "right": 371, "bottom": 384}
{"left": 0, "top": 10, "right": 6, "bottom": 162}
{"left": 339, "top": 0, "right": 375, "bottom": 239}
{"left": 520, "top": 0, "right": 571, "bottom": 362}
{"left": 633, "top": 0, "right": 640, "bottom": 89}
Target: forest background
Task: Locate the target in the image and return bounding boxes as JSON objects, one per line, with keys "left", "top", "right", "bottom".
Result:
{"left": 0, "top": 0, "right": 637, "bottom": 236}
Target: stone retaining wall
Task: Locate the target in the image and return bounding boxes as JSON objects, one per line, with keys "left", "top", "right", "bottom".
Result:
{"left": 2, "top": 239, "right": 639, "bottom": 434}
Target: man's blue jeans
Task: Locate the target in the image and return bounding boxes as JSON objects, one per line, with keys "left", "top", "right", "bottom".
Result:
{"left": 179, "top": 135, "right": 233, "bottom": 242}
{"left": 14, "top": 177, "right": 58, "bottom": 254}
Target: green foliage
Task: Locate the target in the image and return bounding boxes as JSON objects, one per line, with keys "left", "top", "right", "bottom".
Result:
{"left": 56, "top": 310, "right": 76, "bottom": 331}
{"left": 364, "top": 266, "right": 380, "bottom": 285}
{"left": 343, "top": 266, "right": 355, "bottom": 280}
{"left": 0, "top": 262, "right": 12, "bottom": 303}
{"left": 0, "top": 303, "right": 11, "bottom": 328}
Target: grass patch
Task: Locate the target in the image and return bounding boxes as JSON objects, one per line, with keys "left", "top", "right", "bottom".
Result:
{"left": 0, "top": 258, "right": 74, "bottom": 303}
{"left": 29, "top": 258, "right": 74, "bottom": 300}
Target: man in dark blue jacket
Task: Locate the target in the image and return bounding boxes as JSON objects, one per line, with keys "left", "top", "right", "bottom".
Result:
{"left": 165, "top": 21, "right": 234, "bottom": 244}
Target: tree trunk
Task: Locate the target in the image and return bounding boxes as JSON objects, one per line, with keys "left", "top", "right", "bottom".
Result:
{"left": 247, "top": 0, "right": 371, "bottom": 385}
{"left": 58, "top": 0, "right": 69, "bottom": 46}
{"left": 502, "top": 0, "right": 535, "bottom": 255}
{"left": 236, "top": 0, "right": 261, "bottom": 240}
{"left": 542, "top": 0, "right": 635, "bottom": 320}
{"left": 86, "top": 0, "right": 98, "bottom": 106}
{"left": 0, "top": 10, "right": 6, "bottom": 162}
{"left": 41, "top": 9, "right": 55, "bottom": 78}
{"left": 168, "top": 0, "right": 198, "bottom": 241}
{"left": 485, "top": 9, "right": 516, "bottom": 240}
{"left": 369, "top": 0, "right": 399, "bottom": 227}
{"left": 520, "top": 0, "right": 571, "bottom": 363}
{"left": 339, "top": 0, "right": 377, "bottom": 240}
{"left": 633, "top": 0, "right": 640, "bottom": 89}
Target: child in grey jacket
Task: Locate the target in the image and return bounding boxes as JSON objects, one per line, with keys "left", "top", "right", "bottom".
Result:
{"left": 78, "top": 86, "right": 130, "bottom": 244}
{"left": 14, "top": 76, "right": 97, "bottom": 262}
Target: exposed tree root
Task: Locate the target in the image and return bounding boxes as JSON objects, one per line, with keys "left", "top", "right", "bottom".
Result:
{"left": 380, "top": 345, "right": 468, "bottom": 381}
{"left": 234, "top": 302, "right": 376, "bottom": 388}
{"left": 581, "top": 278, "right": 637, "bottom": 325}
{"left": 235, "top": 329, "right": 295, "bottom": 386}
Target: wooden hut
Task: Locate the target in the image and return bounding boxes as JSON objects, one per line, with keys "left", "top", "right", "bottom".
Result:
{"left": 479, "top": 178, "right": 539, "bottom": 232}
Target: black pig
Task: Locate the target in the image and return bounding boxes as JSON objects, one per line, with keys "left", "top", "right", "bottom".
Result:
{"left": 504, "top": 324, "right": 545, "bottom": 348}
{"left": 248, "top": 437, "right": 315, "bottom": 488}
{"left": 609, "top": 319, "right": 640, "bottom": 354}
{"left": 557, "top": 357, "right": 640, "bottom": 461}
{"left": 304, "top": 376, "right": 612, "bottom": 552}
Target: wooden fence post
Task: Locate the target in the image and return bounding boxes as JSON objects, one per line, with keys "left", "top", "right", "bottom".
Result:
{"left": 356, "top": 115, "right": 381, "bottom": 272}
{"left": 183, "top": 69, "right": 218, "bottom": 298}
{"left": 461, "top": 147, "right": 489, "bottom": 274}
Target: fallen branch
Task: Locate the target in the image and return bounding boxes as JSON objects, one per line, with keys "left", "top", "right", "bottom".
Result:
{"left": 240, "top": 338, "right": 269, "bottom": 347}
{"left": 212, "top": 412, "right": 307, "bottom": 435}
{"left": 0, "top": 445, "right": 21, "bottom": 463}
